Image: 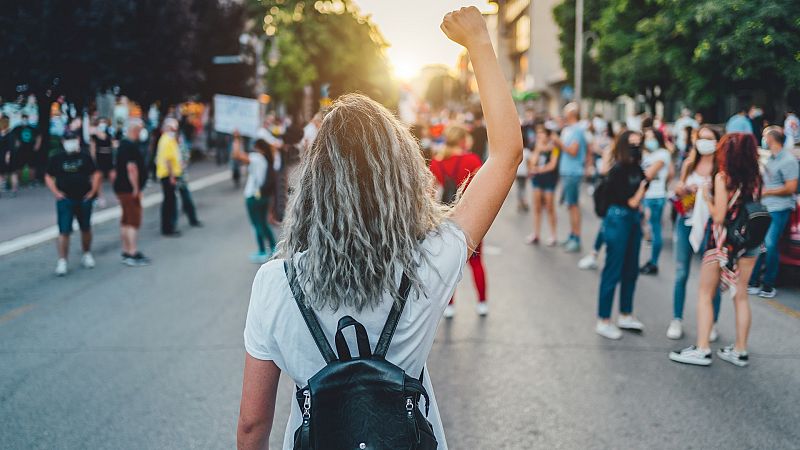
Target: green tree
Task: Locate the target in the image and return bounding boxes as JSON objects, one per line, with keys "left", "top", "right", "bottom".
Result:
{"left": 252, "top": 0, "right": 396, "bottom": 112}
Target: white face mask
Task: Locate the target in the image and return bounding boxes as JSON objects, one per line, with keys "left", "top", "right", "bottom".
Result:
{"left": 139, "top": 128, "right": 149, "bottom": 142}
{"left": 98, "top": 123, "right": 108, "bottom": 133}
{"left": 63, "top": 139, "right": 80, "bottom": 153}
{"left": 695, "top": 139, "right": 716, "bottom": 155}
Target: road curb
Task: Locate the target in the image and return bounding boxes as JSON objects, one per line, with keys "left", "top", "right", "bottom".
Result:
{"left": 0, "top": 170, "right": 231, "bottom": 257}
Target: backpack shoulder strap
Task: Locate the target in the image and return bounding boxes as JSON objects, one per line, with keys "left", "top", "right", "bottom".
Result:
{"left": 374, "top": 272, "right": 412, "bottom": 358}
{"left": 283, "top": 258, "right": 337, "bottom": 364}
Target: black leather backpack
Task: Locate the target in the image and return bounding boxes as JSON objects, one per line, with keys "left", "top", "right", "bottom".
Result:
{"left": 284, "top": 260, "right": 438, "bottom": 450}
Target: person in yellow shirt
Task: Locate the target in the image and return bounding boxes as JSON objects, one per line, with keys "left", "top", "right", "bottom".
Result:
{"left": 157, "top": 118, "right": 183, "bottom": 235}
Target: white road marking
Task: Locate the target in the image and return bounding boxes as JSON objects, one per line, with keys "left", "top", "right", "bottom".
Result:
{"left": 0, "top": 170, "right": 231, "bottom": 257}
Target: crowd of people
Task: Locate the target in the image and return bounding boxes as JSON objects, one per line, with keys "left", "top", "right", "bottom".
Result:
{"left": 403, "top": 98, "right": 798, "bottom": 368}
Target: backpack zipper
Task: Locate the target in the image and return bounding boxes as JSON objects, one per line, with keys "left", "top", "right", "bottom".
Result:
{"left": 302, "top": 390, "right": 311, "bottom": 419}
{"left": 405, "top": 397, "right": 414, "bottom": 417}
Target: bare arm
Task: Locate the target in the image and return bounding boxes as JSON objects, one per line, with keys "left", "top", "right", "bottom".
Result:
{"left": 44, "top": 174, "right": 65, "bottom": 200}
{"left": 704, "top": 173, "right": 729, "bottom": 225}
{"left": 441, "top": 7, "right": 523, "bottom": 249}
{"left": 231, "top": 133, "right": 251, "bottom": 165}
{"left": 85, "top": 171, "right": 102, "bottom": 200}
{"left": 644, "top": 160, "right": 664, "bottom": 181}
{"left": 627, "top": 181, "right": 648, "bottom": 209}
{"left": 237, "top": 355, "right": 280, "bottom": 450}
{"left": 127, "top": 162, "right": 140, "bottom": 195}
{"left": 553, "top": 135, "right": 580, "bottom": 156}
{"left": 763, "top": 179, "right": 798, "bottom": 197}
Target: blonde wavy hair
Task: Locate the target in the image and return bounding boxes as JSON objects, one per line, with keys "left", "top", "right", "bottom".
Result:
{"left": 277, "top": 94, "right": 448, "bottom": 312}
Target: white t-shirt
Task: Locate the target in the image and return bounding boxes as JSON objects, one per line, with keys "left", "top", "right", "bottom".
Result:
{"left": 243, "top": 152, "right": 267, "bottom": 199}
{"left": 244, "top": 222, "right": 468, "bottom": 450}
{"left": 642, "top": 148, "right": 671, "bottom": 199}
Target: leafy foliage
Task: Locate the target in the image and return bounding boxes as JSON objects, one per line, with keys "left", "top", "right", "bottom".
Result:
{"left": 252, "top": 0, "right": 396, "bottom": 111}
{"left": 553, "top": 0, "right": 800, "bottom": 112}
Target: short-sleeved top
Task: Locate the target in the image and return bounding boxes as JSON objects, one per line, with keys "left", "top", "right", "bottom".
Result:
{"left": 155, "top": 133, "right": 183, "bottom": 179}
{"left": 91, "top": 133, "right": 114, "bottom": 154}
{"left": 532, "top": 147, "right": 560, "bottom": 186}
{"left": 244, "top": 222, "right": 468, "bottom": 450}
{"left": 762, "top": 149, "right": 799, "bottom": 212}
{"left": 46, "top": 152, "right": 97, "bottom": 200}
{"left": 429, "top": 153, "right": 482, "bottom": 188}
{"left": 243, "top": 152, "right": 267, "bottom": 199}
{"left": 113, "top": 139, "right": 146, "bottom": 193}
{"left": 725, "top": 114, "right": 754, "bottom": 134}
{"left": 559, "top": 124, "right": 587, "bottom": 177}
{"left": 606, "top": 162, "right": 645, "bottom": 209}
{"left": 642, "top": 148, "right": 671, "bottom": 199}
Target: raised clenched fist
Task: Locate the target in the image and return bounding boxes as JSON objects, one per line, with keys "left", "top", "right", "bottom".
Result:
{"left": 440, "top": 6, "right": 490, "bottom": 50}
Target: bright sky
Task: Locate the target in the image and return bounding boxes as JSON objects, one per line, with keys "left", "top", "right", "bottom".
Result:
{"left": 355, "top": 0, "right": 492, "bottom": 79}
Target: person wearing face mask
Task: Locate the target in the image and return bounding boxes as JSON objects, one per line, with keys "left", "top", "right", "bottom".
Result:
{"left": 90, "top": 118, "right": 115, "bottom": 180}
{"left": 595, "top": 130, "right": 648, "bottom": 340}
{"left": 747, "top": 126, "right": 798, "bottom": 298}
{"left": 639, "top": 128, "right": 672, "bottom": 275}
{"left": 156, "top": 118, "right": 184, "bottom": 236}
{"left": 44, "top": 131, "right": 101, "bottom": 276}
{"left": 430, "top": 124, "right": 488, "bottom": 318}
{"left": 667, "top": 126, "right": 722, "bottom": 340}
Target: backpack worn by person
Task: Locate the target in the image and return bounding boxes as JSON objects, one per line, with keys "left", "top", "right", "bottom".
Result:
{"left": 726, "top": 188, "right": 771, "bottom": 253}
{"left": 438, "top": 157, "right": 463, "bottom": 205}
{"left": 592, "top": 174, "right": 611, "bottom": 218}
{"left": 284, "top": 260, "right": 437, "bottom": 450}
{"left": 259, "top": 159, "right": 278, "bottom": 200}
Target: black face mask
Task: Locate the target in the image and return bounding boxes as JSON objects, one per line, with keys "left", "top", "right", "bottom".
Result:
{"left": 629, "top": 144, "right": 642, "bottom": 161}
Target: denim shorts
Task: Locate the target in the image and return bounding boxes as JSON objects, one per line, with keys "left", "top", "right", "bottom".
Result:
{"left": 56, "top": 198, "right": 93, "bottom": 235}
{"left": 560, "top": 175, "right": 582, "bottom": 206}
{"left": 531, "top": 179, "right": 557, "bottom": 192}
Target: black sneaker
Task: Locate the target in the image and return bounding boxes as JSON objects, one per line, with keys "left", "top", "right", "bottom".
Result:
{"left": 121, "top": 253, "right": 137, "bottom": 267}
{"left": 717, "top": 345, "right": 749, "bottom": 367}
{"left": 640, "top": 263, "right": 659, "bottom": 275}
{"left": 669, "top": 345, "right": 712, "bottom": 366}
{"left": 131, "top": 252, "right": 151, "bottom": 266}
{"left": 190, "top": 221, "right": 204, "bottom": 228}
{"left": 758, "top": 286, "right": 776, "bottom": 298}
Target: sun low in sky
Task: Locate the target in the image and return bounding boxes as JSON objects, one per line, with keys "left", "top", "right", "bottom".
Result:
{"left": 356, "top": 0, "right": 493, "bottom": 80}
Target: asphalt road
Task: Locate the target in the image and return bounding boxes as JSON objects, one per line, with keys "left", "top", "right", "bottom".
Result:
{"left": 1, "top": 177, "right": 799, "bottom": 449}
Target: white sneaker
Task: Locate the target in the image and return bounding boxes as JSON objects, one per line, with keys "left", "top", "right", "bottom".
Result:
{"left": 666, "top": 319, "right": 683, "bottom": 340}
{"left": 746, "top": 285, "right": 761, "bottom": 295}
{"left": 618, "top": 315, "right": 644, "bottom": 331}
{"left": 443, "top": 305, "right": 455, "bottom": 319}
{"left": 709, "top": 324, "right": 719, "bottom": 343}
{"left": 596, "top": 321, "right": 623, "bottom": 340}
{"left": 81, "top": 252, "right": 96, "bottom": 269}
{"left": 55, "top": 258, "right": 68, "bottom": 276}
{"left": 717, "top": 345, "right": 749, "bottom": 367}
{"left": 669, "top": 345, "right": 712, "bottom": 366}
{"left": 577, "top": 253, "right": 599, "bottom": 270}
{"left": 476, "top": 302, "right": 489, "bottom": 316}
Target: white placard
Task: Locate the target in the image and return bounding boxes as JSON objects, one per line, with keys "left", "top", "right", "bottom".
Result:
{"left": 213, "top": 94, "right": 260, "bottom": 138}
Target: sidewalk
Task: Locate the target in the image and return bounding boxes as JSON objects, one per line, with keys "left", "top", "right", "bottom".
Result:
{"left": 0, "top": 159, "right": 233, "bottom": 244}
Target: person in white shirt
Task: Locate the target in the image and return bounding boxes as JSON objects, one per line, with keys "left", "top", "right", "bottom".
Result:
{"left": 784, "top": 110, "right": 800, "bottom": 147}
{"left": 673, "top": 108, "right": 699, "bottom": 155}
{"left": 301, "top": 112, "right": 322, "bottom": 154}
{"left": 237, "top": 7, "right": 523, "bottom": 449}
{"left": 231, "top": 133, "right": 278, "bottom": 263}
{"left": 640, "top": 128, "right": 672, "bottom": 275}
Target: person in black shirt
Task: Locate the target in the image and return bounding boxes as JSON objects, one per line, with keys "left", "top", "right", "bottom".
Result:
{"left": 0, "top": 116, "right": 15, "bottom": 196}
{"left": 45, "top": 131, "right": 101, "bottom": 276}
{"left": 595, "top": 130, "right": 648, "bottom": 340}
{"left": 113, "top": 119, "right": 150, "bottom": 266}
{"left": 90, "top": 117, "right": 115, "bottom": 179}
{"left": 13, "top": 113, "right": 42, "bottom": 187}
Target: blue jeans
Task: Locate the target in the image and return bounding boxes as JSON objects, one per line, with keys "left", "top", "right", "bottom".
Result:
{"left": 643, "top": 197, "right": 666, "bottom": 266}
{"left": 673, "top": 217, "right": 721, "bottom": 321}
{"left": 749, "top": 209, "right": 792, "bottom": 288}
{"left": 598, "top": 206, "right": 642, "bottom": 319}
